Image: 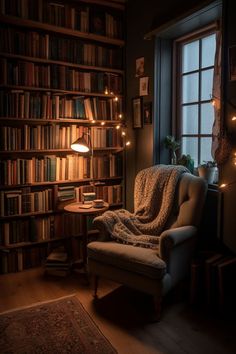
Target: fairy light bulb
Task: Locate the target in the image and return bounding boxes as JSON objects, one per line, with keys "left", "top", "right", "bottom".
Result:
{"left": 126, "top": 141, "right": 131, "bottom": 146}
{"left": 104, "top": 88, "right": 108, "bottom": 95}
{"left": 116, "top": 125, "right": 120, "bottom": 130}
{"left": 101, "top": 121, "right": 105, "bottom": 126}
{"left": 114, "top": 96, "right": 118, "bottom": 102}
{"left": 118, "top": 114, "right": 122, "bottom": 119}
{"left": 121, "top": 131, "right": 126, "bottom": 137}
{"left": 211, "top": 99, "right": 216, "bottom": 106}
{"left": 232, "top": 116, "right": 236, "bottom": 121}
{"left": 220, "top": 183, "right": 227, "bottom": 188}
{"left": 91, "top": 120, "right": 95, "bottom": 124}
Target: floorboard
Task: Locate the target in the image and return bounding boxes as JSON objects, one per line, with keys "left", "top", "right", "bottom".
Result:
{"left": 0, "top": 268, "right": 235, "bottom": 354}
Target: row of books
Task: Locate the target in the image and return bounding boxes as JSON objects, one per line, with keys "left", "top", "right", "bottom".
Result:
{"left": 0, "top": 125, "right": 122, "bottom": 151}
{"left": 0, "top": 212, "right": 84, "bottom": 245}
{"left": 0, "top": 154, "right": 123, "bottom": 185}
{"left": 1, "top": 1, "right": 123, "bottom": 39}
{"left": 0, "top": 27, "right": 123, "bottom": 68}
{"left": 0, "top": 91, "right": 123, "bottom": 120}
{"left": 0, "top": 245, "right": 48, "bottom": 273}
{"left": 0, "top": 188, "right": 53, "bottom": 216}
{"left": 75, "top": 184, "right": 122, "bottom": 205}
{"left": 0, "top": 184, "right": 123, "bottom": 246}
{"left": 1, "top": 59, "right": 123, "bottom": 93}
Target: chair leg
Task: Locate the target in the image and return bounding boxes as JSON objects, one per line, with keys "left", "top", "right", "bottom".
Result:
{"left": 92, "top": 275, "right": 99, "bottom": 298}
{"left": 153, "top": 295, "right": 162, "bottom": 321}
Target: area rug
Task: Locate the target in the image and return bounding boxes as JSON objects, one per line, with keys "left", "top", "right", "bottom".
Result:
{"left": 0, "top": 295, "right": 117, "bottom": 354}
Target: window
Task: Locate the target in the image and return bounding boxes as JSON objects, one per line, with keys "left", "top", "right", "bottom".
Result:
{"left": 175, "top": 30, "right": 216, "bottom": 166}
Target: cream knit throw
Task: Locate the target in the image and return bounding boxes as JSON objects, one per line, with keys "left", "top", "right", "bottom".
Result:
{"left": 93, "top": 165, "right": 188, "bottom": 248}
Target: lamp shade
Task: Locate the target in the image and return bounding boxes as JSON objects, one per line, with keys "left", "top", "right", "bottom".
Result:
{"left": 71, "top": 136, "right": 90, "bottom": 153}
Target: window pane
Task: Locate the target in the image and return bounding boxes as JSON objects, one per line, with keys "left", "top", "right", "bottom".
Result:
{"left": 201, "top": 69, "right": 213, "bottom": 101}
{"left": 182, "top": 73, "right": 199, "bottom": 103}
{"left": 182, "top": 105, "right": 198, "bottom": 134}
{"left": 182, "top": 137, "right": 198, "bottom": 166}
{"left": 201, "top": 103, "right": 214, "bottom": 134}
{"left": 200, "top": 137, "right": 212, "bottom": 164}
{"left": 182, "top": 40, "right": 199, "bottom": 73}
{"left": 201, "top": 34, "right": 216, "bottom": 68}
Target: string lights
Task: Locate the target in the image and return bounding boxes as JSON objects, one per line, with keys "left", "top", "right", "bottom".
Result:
{"left": 103, "top": 87, "right": 131, "bottom": 149}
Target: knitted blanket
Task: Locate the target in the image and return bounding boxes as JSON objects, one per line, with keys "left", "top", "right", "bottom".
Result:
{"left": 93, "top": 165, "right": 188, "bottom": 248}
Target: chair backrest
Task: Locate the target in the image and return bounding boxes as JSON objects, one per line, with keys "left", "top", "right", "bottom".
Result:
{"left": 164, "top": 173, "right": 207, "bottom": 230}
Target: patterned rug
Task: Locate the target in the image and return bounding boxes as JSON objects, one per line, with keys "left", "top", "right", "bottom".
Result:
{"left": 0, "top": 295, "right": 117, "bottom": 354}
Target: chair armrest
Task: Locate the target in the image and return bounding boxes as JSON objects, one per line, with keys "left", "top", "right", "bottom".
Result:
{"left": 92, "top": 217, "right": 111, "bottom": 242}
{"left": 159, "top": 226, "right": 197, "bottom": 262}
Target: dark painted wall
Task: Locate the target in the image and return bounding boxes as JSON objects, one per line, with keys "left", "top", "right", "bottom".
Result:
{"left": 125, "top": 0, "right": 212, "bottom": 210}
{"left": 220, "top": 0, "right": 236, "bottom": 254}
{"left": 125, "top": 0, "right": 236, "bottom": 254}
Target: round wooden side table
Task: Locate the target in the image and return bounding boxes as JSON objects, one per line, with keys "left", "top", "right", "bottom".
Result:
{"left": 64, "top": 202, "right": 109, "bottom": 269}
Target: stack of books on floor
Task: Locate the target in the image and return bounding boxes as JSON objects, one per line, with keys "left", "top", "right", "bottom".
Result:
{"left": 44, "top": 247, "right": 71, "bottom": 277}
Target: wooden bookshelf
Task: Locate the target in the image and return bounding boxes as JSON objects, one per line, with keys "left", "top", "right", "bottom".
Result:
{"left": 0, "top": 0, "right": 125, "bottom": 274}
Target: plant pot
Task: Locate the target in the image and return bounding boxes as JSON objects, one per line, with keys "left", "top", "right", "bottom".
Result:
{"left": 198, "top": 166, "right": 218, "bottom": 184}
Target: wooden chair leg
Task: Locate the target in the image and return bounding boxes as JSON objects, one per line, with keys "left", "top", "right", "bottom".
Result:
{"left": 153, "top": 295, "right": 162, "bottom": 321}
{"left": 92, "top": 275, "right": 99, "bottom": 298}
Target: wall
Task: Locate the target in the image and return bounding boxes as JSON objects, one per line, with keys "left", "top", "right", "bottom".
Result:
{"left": 125, "top": 0, "right": 211, "bottom": 210}
{"left": 220, "top": 0, "right": 236, "bottom": 254}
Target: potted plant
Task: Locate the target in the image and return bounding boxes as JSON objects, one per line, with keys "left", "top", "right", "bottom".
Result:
{"left": 197, "top": 161, "right": 218, "bottom": 184}
{"left": 178, "top": 154, "right": 194, "bottom": 173}
{"left": 164, "top": 135, "right": 180, "bottom": 165}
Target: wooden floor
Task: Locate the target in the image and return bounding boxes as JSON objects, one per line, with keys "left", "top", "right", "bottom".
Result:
{"left": 0, "top": 268, "right": 236, "bottom": 354}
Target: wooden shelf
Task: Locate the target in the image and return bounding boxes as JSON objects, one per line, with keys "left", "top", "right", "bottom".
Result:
{"left": 0, "top": 15, "right": 125, "bottom": 47}
{"left": 0, "top": 210, "right": 55, "bottom": 221}
{"left": 0, "top": 85, "right": 122, "bottom": 98}
{"left": 0, "top": 230, "right": 101, "bottom": 250}
{"left": 0, "top": 176, "right": 123, "bottom": 190}
{"left": 0, "top": 53, "right": 124, "bottom": 75}
{"left": 0, "top": 147, "right": 123, "bottom": 155}
{"left": 0, "top": 117, "right": 125, "bottom": 126}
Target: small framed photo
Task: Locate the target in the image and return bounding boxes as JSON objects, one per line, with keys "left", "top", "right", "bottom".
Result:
{"left": 229, "top": 46, "right": 236, "bottom": 81}
{"left": 132, "top": 97, "right": 143, "bottom": 129}
{"left": 139, "top": 76, "right": 149, "bottom": 96}
{"left": 135, "top": 57, "right": 144, "bottom": 77}
{"left": 143, "top": 102, "right": 152, "bottom": 124}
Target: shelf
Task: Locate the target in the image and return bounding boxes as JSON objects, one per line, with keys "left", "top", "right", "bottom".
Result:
{"left": 0, "top": 210, "right": 55, "bottom": 221}
{"left": 0, "top": 176, "right": 123, "bottom": 189}
{"left": 0, "top": 53, "right": 124, "bottom": 75}
{"left": 79, "top": 0, "right": 125, "bottom": 11}
{"left": 0, "top": 147, "right": 123, "bottom": 155}
{"left": 0, "top": 117, "right": 125, "bottom": 126}
{"left": 0, "top": 15, "right": 125, "bottom": 47}
{"left": 0, "top": 232, "right": 86, "bottom": 250}
{"left": 0, "top": 85, "right": 122, "bottom": 98}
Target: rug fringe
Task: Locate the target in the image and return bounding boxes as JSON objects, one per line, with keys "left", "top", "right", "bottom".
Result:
{"left": 0, "top": 293, "right": 78, "bottom": 315}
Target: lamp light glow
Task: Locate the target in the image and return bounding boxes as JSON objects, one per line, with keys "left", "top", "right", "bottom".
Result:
{"left": 71, "top": 136, "right": 90, "bottom": 153}
{"left": 232, "top": 116, "right": 236, "bottom": 121}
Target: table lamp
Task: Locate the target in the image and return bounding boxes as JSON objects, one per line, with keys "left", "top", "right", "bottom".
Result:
{"left": 71, "top": 132, "right": 94, "bottom": 183}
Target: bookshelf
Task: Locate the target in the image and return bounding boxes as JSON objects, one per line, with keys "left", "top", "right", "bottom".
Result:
{"left": 0, "top": 0, "right": 125, "bottom": 273}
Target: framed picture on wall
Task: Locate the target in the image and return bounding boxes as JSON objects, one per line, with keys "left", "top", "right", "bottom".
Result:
{"left": 229, "top": 45, "right": 236, "bottom": 81}
{"left": 135, "top": 57, "right": 144, "bottom": 77}
{"left": 139, "top": 76, "right": 149, "bottom": 96}
{"left": 143, "top": 101, "right": 152, "bottom": 124}
{"left": 132, "top": 97, "right": 143, "bottom": 128}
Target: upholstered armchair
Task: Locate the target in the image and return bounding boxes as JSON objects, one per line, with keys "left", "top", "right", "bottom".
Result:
{"left": 87, "top": 166, "right": 207, "bottom": 319}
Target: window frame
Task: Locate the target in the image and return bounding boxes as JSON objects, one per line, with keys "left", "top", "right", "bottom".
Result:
{"left": 173, "top": 24, "right": 217, "bottom": 166}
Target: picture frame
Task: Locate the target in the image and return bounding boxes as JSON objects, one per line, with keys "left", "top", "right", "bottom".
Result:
{"left": 229, "top": 45, "right": 236, "bottom": 81}
{"left": 143, "top": 101, "right": 152, "bottom": 124}
{"left": 135, "top": 57, "right": 144, "bottom": 77}
{"left": 139, "top": 76, "right": 149, "bottom": 96}
{"left": 132, "top": 97, "right": 143, "bottom": 128}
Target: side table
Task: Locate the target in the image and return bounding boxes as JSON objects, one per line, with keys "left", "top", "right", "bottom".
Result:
{"left": 64, "top": 202, "right": 109, "bottom": 270}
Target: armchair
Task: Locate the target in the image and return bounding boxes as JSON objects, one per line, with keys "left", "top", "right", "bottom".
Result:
{"left": 87, "top": 166, "right": 207, "bottom": 319}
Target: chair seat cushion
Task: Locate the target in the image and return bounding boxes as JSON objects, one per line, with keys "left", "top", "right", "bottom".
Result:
{"left": 87, "top": 241, "right": 166, "bottom": 279}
